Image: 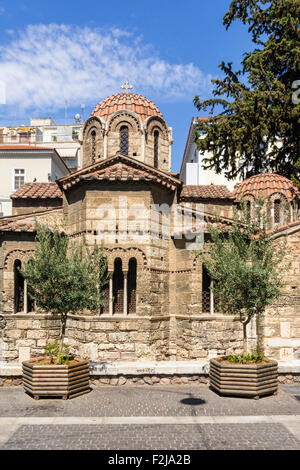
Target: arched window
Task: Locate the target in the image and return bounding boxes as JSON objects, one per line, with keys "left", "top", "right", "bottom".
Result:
{"left": 91, "top": 129, "right": 96, "bottom": 162}
{"left": 113, "top": 258, "right": 124, "bottom": 314}
{"left": 274, "top": 199, "right": 281, "bottom": 224}
{"left": 13, "top": 259, "right": 34, "bottom": 313}
{"left": 127, "top": 258, "right": 137, "bottom": 313}
{"left": 120, "top": 126, "right": 129, "bottom": 156}
{"left": 14, "top": 260, "right": 24, "bottom": 313}
{"left": 154, "top": 130, "right": 159, "bottom": 168}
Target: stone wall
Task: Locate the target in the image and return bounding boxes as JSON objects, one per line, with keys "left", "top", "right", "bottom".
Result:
{"left": 12, "top": 198, "right": 62, "bottom": 216}
{"left": 263, "top": 229, "right": 300, "bottom": 360}
{"left": 0, "top": 313, "right": 249, "bottom": 364}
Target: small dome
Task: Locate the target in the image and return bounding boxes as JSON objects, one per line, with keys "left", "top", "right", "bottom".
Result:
{"left": 233, "top": 173, "right": 300, "bottom": 201}
{"left": 91, "top": 93, "right": 163, "bottom": 122}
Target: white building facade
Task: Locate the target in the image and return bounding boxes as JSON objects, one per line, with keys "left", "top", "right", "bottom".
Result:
{"left": 0, "top": 118, "right": 83, "bottom": 172}
{"left": 180, "top": 118, "right": 241, "bottom": 191}
{"left": 0, "top": 146, "right": 69, "bottom": 217}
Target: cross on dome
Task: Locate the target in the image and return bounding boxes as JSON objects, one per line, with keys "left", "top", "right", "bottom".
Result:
{"left": 121, "top": 81, "right": 133, "bottom": 94}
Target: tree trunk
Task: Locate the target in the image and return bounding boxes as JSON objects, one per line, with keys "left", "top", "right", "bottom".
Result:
{"left": 241, "top": 315, "right": 251, "bottom": 356}
{"left": 243, "top": 322, "right": 248, "bottom": 356}
{"left": 58, "top": 315, "right": 67, "bottom": 363}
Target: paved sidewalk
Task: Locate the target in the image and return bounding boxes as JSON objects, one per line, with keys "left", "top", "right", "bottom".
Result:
{"left": 0, "top": 385, "right": 299, "bottom": 450}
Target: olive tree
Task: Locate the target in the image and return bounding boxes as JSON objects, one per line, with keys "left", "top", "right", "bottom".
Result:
{"left": 21, "top": 222, "right": 109, "bottom": 363}
{"left": 200, "top": 201, "right": 288, "bottom": 355}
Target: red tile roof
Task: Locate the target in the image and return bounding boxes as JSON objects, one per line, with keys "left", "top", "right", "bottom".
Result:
{"left": 0, "top": 208, "right": 63, "bottom": 233}
{"left": 266, "top": 219, "right": 300, "bottom": 236}
{"left": 0, "top": 145, "right": 54, "bottom": 151}
{"left": 58, "top": 154, "right": 181, "bottom": 192}
{"left": 11, "top": 183, "right": 62, "bottom": 199}
{"left": 180, "top": 185, "right": 234, "bottom": 200}
{"left": 91, "top": 93, "right": 163, "bottom": 122}
{"left": 233, "top": 173, "right": 300, "bottom": 201}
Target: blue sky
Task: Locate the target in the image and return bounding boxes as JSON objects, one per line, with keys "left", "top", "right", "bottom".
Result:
{"left": 0, "top": 0, "right": 254, "bottom": 171}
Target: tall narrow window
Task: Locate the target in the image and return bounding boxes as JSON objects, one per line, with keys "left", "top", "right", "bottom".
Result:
{"left": 274, "top": 199, "right": 281, "bottom": 224}
{"left": 154, "top": 130, "right": 159, "bottom": 168}
{"left": 100, "top": 260, "right": 109, "bottom": 314}
{"left": 91, "top": 130, "right": 96, "bottom": 162}
{"left": 246, "top": 201, "right": 251, "bottom": 217}
{"left": 202, "top": 265, "right": 211, "bottom": 313}
{"left": 14, "top": 169, "right": 25, "bottom": 191}
{"left": 127, "top": 258, "right": 137, "bottom": 313}
{"left": 120, "top": 126, "right": 129, "bottom": 156}
{"left": 14, "top": 260, "right": 24, "bottom": 313}
{"left": 113, "top": 258, "right": 124, "bottom": 314}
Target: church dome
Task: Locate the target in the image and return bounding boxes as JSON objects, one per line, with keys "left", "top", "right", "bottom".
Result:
{"left": 233, "top": 173, "right": 300, "bottom": 201}
{"left": 91, "top": 93, "right": 163, "bottom": 122}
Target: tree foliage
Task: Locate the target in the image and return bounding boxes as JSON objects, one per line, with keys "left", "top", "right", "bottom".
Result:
{"left": 199, "top": 201, "right": 288, "bottom": 353}
{"left": 21, "top": 222, "right": 109, "bottom": 362}
{"left": 194, "top": 0, "right": 300, "bottom": 183}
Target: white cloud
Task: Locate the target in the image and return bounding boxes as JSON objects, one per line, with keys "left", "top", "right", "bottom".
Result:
{"left": 0, "top": 24, "right": 212, "bottom": 111}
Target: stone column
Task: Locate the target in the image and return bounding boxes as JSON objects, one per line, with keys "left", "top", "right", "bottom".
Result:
{"left": 109, "top": 275, "right": 113, "bottom": 316}
{"left": 104, "top": 130, "right": 108, "bottom": 159}
{"left": 141, "top": 131, "right": 145, "bottom": 162}
{"left": 123, "top": 272, "right": 128, "bottom": 316}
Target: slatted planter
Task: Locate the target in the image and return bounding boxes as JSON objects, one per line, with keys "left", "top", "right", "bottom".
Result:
{"left": 22, "top": 358, "right": 90, "bottom": 400}
{"left": 209, "top": 357, "right": 278, "bottom": 399}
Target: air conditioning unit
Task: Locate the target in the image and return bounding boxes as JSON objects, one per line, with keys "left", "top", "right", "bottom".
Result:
{"left": 9, "top": 130, "right": 17, "bottom": 136}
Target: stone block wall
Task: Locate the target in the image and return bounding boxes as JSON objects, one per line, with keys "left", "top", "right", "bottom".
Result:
{"left": 12, "top": 198, "right": 62, "bottom": 216}
{"left": 0, "top": 313, "right": 249, "bottom": 364}
{"left": 174, "top": 316, "right": 245, "bottom": 360}
{"left": 263, "top": 230, "right": 300, "bottom": 360}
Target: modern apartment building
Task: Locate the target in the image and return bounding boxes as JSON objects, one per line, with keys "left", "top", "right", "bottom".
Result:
{"left": 0, "top": 118, "right": 83, "bottom": 172}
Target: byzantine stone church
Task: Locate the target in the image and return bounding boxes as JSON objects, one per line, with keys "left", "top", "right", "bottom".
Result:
{"left": 0, "top": 90, "right": 300, "bottom": 365}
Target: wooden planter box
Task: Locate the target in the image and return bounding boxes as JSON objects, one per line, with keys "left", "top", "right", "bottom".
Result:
{"left": 22, "top": 358, "right": 90, "bottom": 400}
{"left": 209, "top": 357, "right": 278, "bottom": 398}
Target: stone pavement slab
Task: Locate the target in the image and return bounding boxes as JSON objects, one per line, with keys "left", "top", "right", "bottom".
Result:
{"left": 1, "top": 423, "right": 299, "bottom": 450}
{"left": 0, "top": 385, "right": 299, "bottom": 450}
{"left": 0, "top": 385, "right": 299, "bottom": 417}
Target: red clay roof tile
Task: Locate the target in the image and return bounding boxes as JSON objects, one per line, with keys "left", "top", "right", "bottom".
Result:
{"left": 91, "top": 93, "right": 163, "bottom": 122}
{"left": 180, "top": 185, "right": 234, "bottom": 200}
{"left": 233, "top": 173, "right": 300, "bottom": 201}
{"left": 11, "top": 183, "right": 62, "bottom": 200}
{"left": 58, "top": 154, "right": 181, "bottom": 192}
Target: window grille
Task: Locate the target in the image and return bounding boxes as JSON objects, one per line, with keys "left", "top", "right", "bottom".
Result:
{"left": 274, "top": 200, "right": 281, "bottom": 224}
{"left": 202, "top": 265, "right": 219, "bottom": 314}
{"left": 154, "top": 130, "right": 159, "bottom": 168}
{"left": 127, "top": 258, "right": 137, "bottom": 313}
{"left": 120, "top": 126, "right": 129, "bottom": 156}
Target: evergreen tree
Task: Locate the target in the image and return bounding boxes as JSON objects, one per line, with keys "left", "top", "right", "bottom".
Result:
{"left": 194, "top": 0, "right": 300, "bottom": 183}
{"left": 21, "top": 222, "right": 109, "bottom": 363}
{"left": 200, "top": 201, "right": 287, "bottom": 355}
